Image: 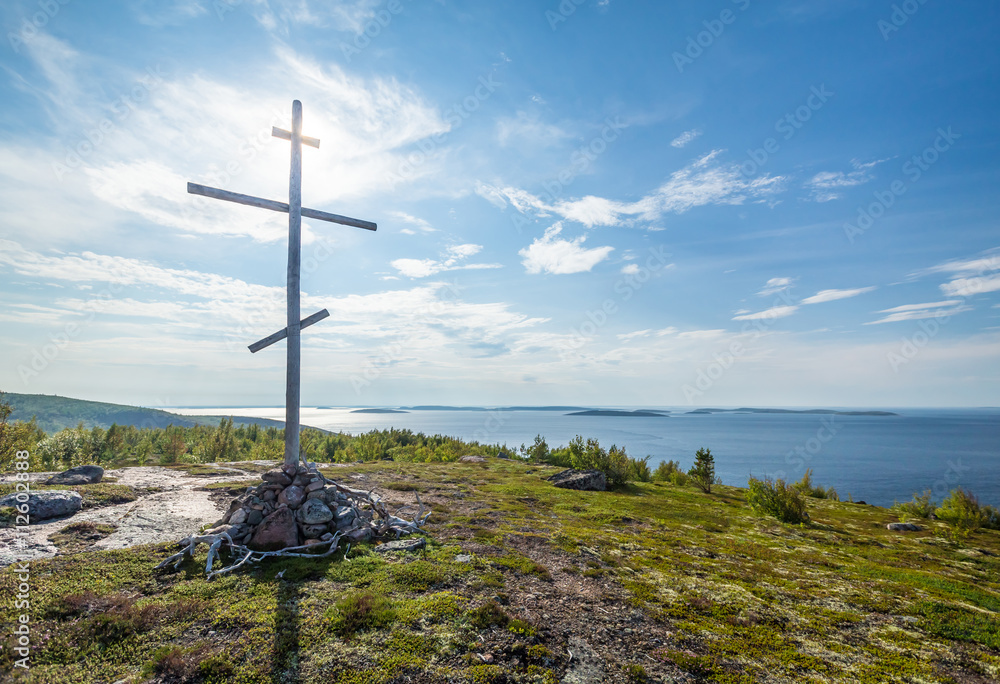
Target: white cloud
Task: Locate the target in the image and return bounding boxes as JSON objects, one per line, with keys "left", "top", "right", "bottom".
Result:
{"left": 621, "top": 264, "right": 640, "bottom": 275}
{"left": 805, "top": 158, "right": 887, "bottom": 202}
{"left": 391, "top": 244, "right": 500, "bottom": 279}
{"left": 390, "top": 211, "right": 437, "bottom": 235}
{"left": 757, "top": 277, "right": 794, "bottom": 297}
{"left": 670, "top": 129, "right": 702, "bottom": 148}
{"left": 733, "top": 305, "right": 799, "bottom": 321}
{"left": 8, "top": 36, "right": 450, "bottom": 243}
{"left": 617, "top": 329, "right": 652, "bottom": 342}
{"left": 865, "top": 300, "right": 971, "bottom": 325}
{"left": 926, "top": 249, "right": 1000, "bottom": 297}
{"left": 518, "top": 224, "right": 614, "bottom": 275}
{"left": 800, "top": 287, "right": 876, "bottom": 305}
{"left": 480, "top": 150, "right": 786, "bottom": 229}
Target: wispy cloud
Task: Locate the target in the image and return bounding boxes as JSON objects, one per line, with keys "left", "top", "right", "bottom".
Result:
{"left": 478, "top": 150, "right": 786, "bottom": 228}
{"left": 801, "top": 286, "right": 876, "bottom": 305}
{"left": 670, "top": 129, "right": 702, "bottom": 148}
{"left": 865, "top": 300, "right": 970, "bottom": 325}
{"left": 926, "top": 248, "right": 1000, "bottom": 297}
{"left": 733, "top": 305, "right": 799, "bottom": 321}
{"left": 805, "top": 158, "right": 888, "bottom": 202}
{"left": 518, "top": 223, "right": 614, "bottom": 275}
{"left": 757, "top": 277, "right": 795, "bottom": 297}
{"left": 390, "top": 211, "right": 437, "bottom": 235}
{"left": 391, "top": 244, "right": 501, "bottom": 278}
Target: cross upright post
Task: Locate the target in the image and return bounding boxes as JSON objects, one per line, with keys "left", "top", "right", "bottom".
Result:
{"left": 187, "top": 100, "right": 377, "bottom": 467}
{"left": 285, "top": 100, "right": 304, "bottom": 467}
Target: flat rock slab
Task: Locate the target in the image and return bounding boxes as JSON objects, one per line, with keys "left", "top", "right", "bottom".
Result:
{"left": 887, "top": 522, "right": 922, "bottom": 532}
{"left": 562, "top": 636, "right": 605, "bottom": 684}
{"left": 0, "top": 490, "right": 82, "bottom": 520}
{"left": 459, "top": 455, "right": 486, "bottom": 463}
{"left": 375, "top": 537, "right": 427, "bottom": 553}
{"left": 546, "top": 469, "right": 607, "bottom": 492}
{"left": 45, "top": 465, "right": 104, "bottom": 485}
{"left": 0, "top": 465, "right": 257, "bottom": 567}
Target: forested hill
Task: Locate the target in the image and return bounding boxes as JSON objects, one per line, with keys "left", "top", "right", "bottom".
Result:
{"left": 2, "top": 392, "right": 286, "bottom": 434}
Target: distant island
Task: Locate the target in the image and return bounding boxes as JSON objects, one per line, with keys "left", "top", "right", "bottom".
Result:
{"left": 350, "top": 408, "right": 409, "bottom": 414}
{"left": 568, "top": 410, "right": 670, "bottom": 418}
{"left": 687, "top": 408, "right": 898, "bottom": 417}
{"left": 401, "top": 406, "right": 590, "bottom": 412}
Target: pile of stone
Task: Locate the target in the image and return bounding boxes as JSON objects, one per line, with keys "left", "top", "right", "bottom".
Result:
{"left": 203, "top": 462, "right": 428, "bottom": 555}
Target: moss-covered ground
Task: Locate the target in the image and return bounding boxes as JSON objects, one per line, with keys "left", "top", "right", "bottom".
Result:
{"left": 1, "top": 458, "right": 998, "bottom": 683}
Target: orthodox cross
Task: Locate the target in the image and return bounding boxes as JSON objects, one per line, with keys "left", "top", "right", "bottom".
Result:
{"left": 187, "top": 100, "right": 377, "bottom": 467}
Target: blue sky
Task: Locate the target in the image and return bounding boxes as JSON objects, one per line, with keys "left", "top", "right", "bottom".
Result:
{"left": 0, "top": 0, "right": 998, "bottom": 408}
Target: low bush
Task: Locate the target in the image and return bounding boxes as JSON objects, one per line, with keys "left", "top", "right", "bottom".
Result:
{"left": 892, "top": 490, "right": 936, "bottom": 521}
{"left": 653, "top": 460, "right": 681, "bottom": 482}
{"left": 327, "top": 590, "right": 397, "bottom": 637}
{"left": 792, "top": 468, "right": 839, "bottom": 501}
{"left": 746, "top": 476, "right": 809, "bottom": 524}
{"left": 548, "top": 437, "right": 649, "bottom": 488}
{"left": 936, "top": 488, "right": 999, "bottom": 540}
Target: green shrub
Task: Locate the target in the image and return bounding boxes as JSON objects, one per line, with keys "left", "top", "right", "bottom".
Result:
{"left": 630, "top": 456, "right": 652, "bottom": 483}
{"left": 653, "top": 460, "right": 681, "bottom": 482}
{"left": 792, "top": 468, "right": 839, "bottom": 500}
{"left": 668, "top": 470, "right": 688, "bottom": 487}
{"left": 892, "top": 490, "right": 936, "bottom": 521}
{"left": 688, "top": 447, "right": 715, "bottom": 493}
{"left": 936, "top": 489, "right": 994, "bottom": 540}
{"left": 327, "top": 590, "right": 396, "bottom": 637}
{"left": 467, "top": 600, "right": 509, "bottom": 630}
{"left": 548, "top": 437, "right": 648, "bottom": 488}
{"left": 746, "top": 476, "right": 809, "bottom": 524}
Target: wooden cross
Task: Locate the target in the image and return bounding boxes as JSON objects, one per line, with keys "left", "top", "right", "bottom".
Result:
{"left": 187, "top": 100, "right": 377, "bottom": 467}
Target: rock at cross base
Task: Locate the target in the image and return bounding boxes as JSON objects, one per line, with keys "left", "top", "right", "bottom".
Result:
{"left": 298, "top": 499, "right": 334, "bottom": 525}
{"left": 546, "top": 469, "right": 607, "bottom": 491}
{"left": 887, "top": 522, "right": 922, "bottom": 532}
{"left": 0, "top": 490, "right": 83, "bottom": 520}
{"left": 278, "top": 485, "right": 306, "bottom": 508}
{"left": 249, "top": 507, "right": 300, "bottom": 551}
{"left": 262, "top": 469, "right": 293, "bottom": 486}
{"left": 45, "top": 465, "right": 104, "bottom": 485}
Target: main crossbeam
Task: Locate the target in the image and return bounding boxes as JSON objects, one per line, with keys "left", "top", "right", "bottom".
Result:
{"left": 187, "top": 183, "right": 377, "bottom": 232}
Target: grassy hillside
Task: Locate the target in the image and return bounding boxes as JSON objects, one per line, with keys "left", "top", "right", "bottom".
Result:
{"left": 3, "top": 392, "right": 286, "bottom": 434}
{"left": 2, "top": 458, "right": 997, "bottom": 683}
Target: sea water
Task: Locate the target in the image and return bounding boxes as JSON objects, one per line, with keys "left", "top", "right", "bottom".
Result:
{"left": 168, "top": 406, "right": 1000, "bottom": 509}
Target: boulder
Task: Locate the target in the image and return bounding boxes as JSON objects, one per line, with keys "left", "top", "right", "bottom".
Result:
{"left": 460, "top": 455, "right": 486, "bottom": 463}
{"left": 887, "top": 522, "right": 922, "bottom": 532}
{"left": 546, "top": 469, "right": 607, "bottom": 492}
{"left": 297, "top": 499, "right": 334, "bottom": 525}
{"left": 346, "top": 527, "right": 373, "bottom": 543}
{"left": 278, "top": 485, "right": 305, "bottom": 509}
{"left": 0, "top": 490, "right": 83, "bottom": 520}
{"left": 262, "top": 469, "right": 293, "bottom": 486}
{"left": 375, "top": 538, "right": 426, "bottom": 553}
{"left": 301, "top": 524, "right": 328, "bottom": 539}
{"left": 249, "top": 507, "right": 299, "bottom": 551}
{"left": 246, "top": 509, "right": 264, "bottom": 526}
{"left": 45, "top": 464, "right": 104, "bottom": 485}
{"left": 305, "top": 479, "right": 325, "bottom": 492}
{"left": 228, "top": 508, "right": 248, "bottom": 525}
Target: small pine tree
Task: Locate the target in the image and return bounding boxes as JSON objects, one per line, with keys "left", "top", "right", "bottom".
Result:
{"left": 688, "top": 447, "right": 715, "bottom": 493}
